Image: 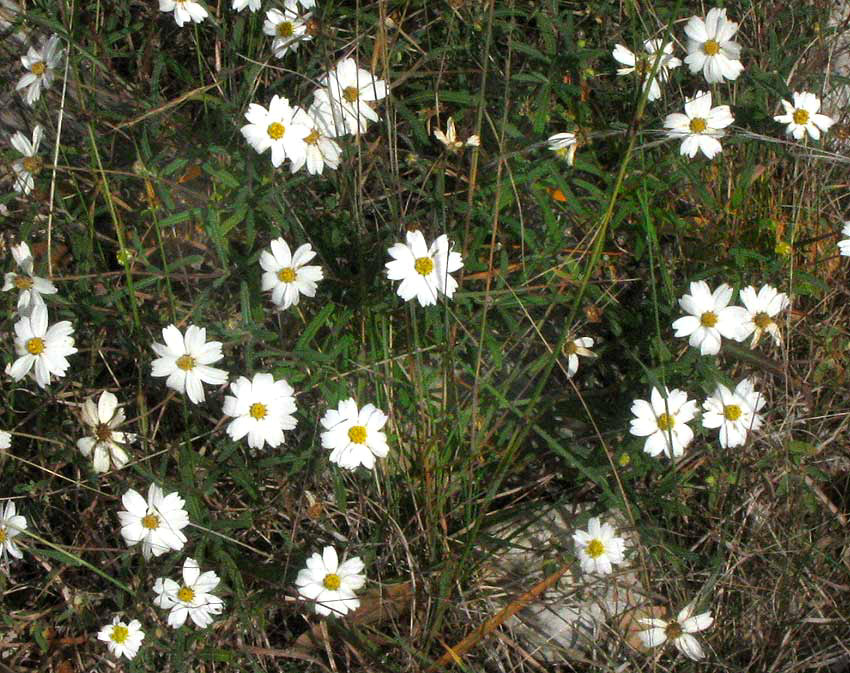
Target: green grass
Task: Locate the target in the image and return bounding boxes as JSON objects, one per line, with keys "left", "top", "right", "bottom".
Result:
{"left": 2, "top": 0, "right": 850, "bottom": 671}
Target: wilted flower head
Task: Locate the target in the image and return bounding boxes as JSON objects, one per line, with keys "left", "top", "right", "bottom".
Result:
{"left": 77, "top": 391, "right": 137, "bottom": 473}
{"left": 547, "top": 132, "right": 577, "bottom": 165}
{"left": 2, "top": 241, "right": 57, "bottom": 316}
{"left": 10, "top": 124, "right": 44, "bottom": 195}
{"left": 639, "top": 603, "right": 713, "bottom": 660}
{"left": 612, "top": 39, "right": 680, "bottom": 101}
{"left": 738, "top": 284, "right": 790, "bottom": 347}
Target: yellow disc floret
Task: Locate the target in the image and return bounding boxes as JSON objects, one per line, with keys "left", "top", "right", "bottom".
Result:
{"left": 792, "top": 109, "right": 810, "bottom": 126}
{"left": 323, "top": 573, "right": 341, "bottom": 590}
{"left": 702, "top": 39, "right": 720, "bottom": 56}
{"left": 14, "top": 275, "right": 33, "bottom": 290}
{"left": 276, "top": 21, "right": 294, "bottom": 38}
{"left": 689, "top": 117, "right": 708, "bottom": 134}
{"left": 656, "top": 413, "right": 675, "bottom": 432}
{"left": 249, "top": 403, "right": 267, "bottom": 420}
{"left": 141, "top": 514, "right": 160, "bottom": 530}
{"left": 414, "top": 256, "right": 434, "bottom": 276}
{"left": 31, "top": 61, "right": 46, "bottom": 76}
{"left": 699, "top": 311, "right": 717, "bottom": 327}
{"left": 26, "top": 337, "right": 45, "bottom": 355}
{"left": 177, "top": 586, "right": 195, "bottom": 603}
{"left": 277, "top": 267, "right": 297, "bottom": 283}
{"left": 348, "top": 425, "right": 367, "bottom": 444}
{"left": 176, "top": 354, "right": 195, "bottom": 371}
{"left": 586, "top": 538, "right": 606, "bottom": 559}
{"left": 723, "top": 404, "right": 742, "bottom": 421}
{"left": 342, "top": 86, "right": 360, "bottom": 103}
{"left": 267, "top": 122, "right": 285, "bottom": 140}
{"left": 110, "top": 625, "right": 129, "bottom": 644}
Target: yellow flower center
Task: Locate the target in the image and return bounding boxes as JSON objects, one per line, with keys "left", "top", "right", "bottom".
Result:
{"left": 586, "top": 538, "right": 606, "bottom": 559}
{"left": 554, "top": 147, "right": 570, "bottom": 159}
{"left": 141, "top": 514, "right": 160, "bottom": 530}
{"left": 277, "top": 267, "right": 297, "bottom": 283}
{"left": 656, "top": 413, "right": 675, "bottom": 431}
{"left": 323, "top": 573, "right": 341, "bottom": 590}
{"left": 348, "top": 425, "right": 367, "bottom": 444}
{"left": 26, "top": 337, "right": 45, "bottom": 355}
{"left": 689, "top": 117, "right": 708, "bottom": 134}
{"left": 564, "top": 341, "right": 578, "bottom": 355}
{"left": 702, "top": 39, "right": 720, "bottom": 56}
{"left": 13, "top": 275, "right": 33, "bottom": 290}
{"left": 110, "top": 625, "right": 129, "bottom": 644}
{"left": 665, "top": 621, "right": 684, "bottom": 639}
{"left": 267, "top": 122, "right": 285, "bottom": 140}
{"left": 618, "top": 452, "right": 631, "bottom": 467}
{"left": 699, "top": 311, "right": 717, "bottom": 327}
{"left": 95, "top": 423, "right": 113, "bottom": 442}
{"left": 753, "top": 312, "right": 773, "bottom": 329}
{"left": 342, "top": 86, "right": 360, "bottom": 103}
{"left": 31, "top": 61, "right": 46, "bottom": 76}
{"left": 793, "top": 108, "right": 810, "bottom": 126}
{"left": 414, "top": 256, "right": 434, "bottom": 276}
{"left": 177, "top": 586, "right": 195, "bottom": 603}
{"left": 276, "top": 21, "right": 294, "bottom": 38}
{"left": 724, "top": 404, "right": 742, "bottom": 421}
{"left": 176, "top": 354, "right": 195, "bottom": 371}
{"left": 22, "top": 157, "right": 43, "bottom": 174}
{"left": 249, "top": 402, "right": 267, "bottom": 420}
{"left": 0, "top": 528, "right": 6, "bottom": 543}
{"left": 304, "top": 129, "right": 321, "bottom": 145}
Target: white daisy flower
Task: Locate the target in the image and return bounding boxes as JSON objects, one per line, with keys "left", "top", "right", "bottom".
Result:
{"left": 773, "top": 91, "right": 835, "bottom": 141}
{"left": 159, "top": 0, "right": 208, "bottom": 26}
{"left": 629, "top": 387, "right": 698, "bottom": 459}
{"left": 683, "top": 7, "right": 743, "bottom": 84}
{"left": 612, "top": 39, "right": 681, "bottom": 101}
{"left": 232, "top": 0, "right": 261, "bottom": 11}
{"left": 150, "top": 324, "right": 228, "bottom": 404}
{"left": 98, "top": 616, "right": 145, "bottom": 660}
{"left": 0, "top": 500, "right": 27, "bottom": 561}
{"left": 6, "top": 305, "right": 77, "bottom": 389}
{"left": 223, "top": 373, "right": 297, "bottom": 449}
{"left": 0, "top": 431, "right": 10, "bottom": 450}
{"left": 563, "top": 337, "right": 595, "bottom": 377}
{"left": 240, "top": 94, "right": 311, "bottom": 169}
{"left": 16, "top": 34, "right": 64, "bottom": 106}
{"left": 2, "top": 241, "right": 58, "bottom": 316}
{"left": 314, "top": 58, "right": 388, "bottom": 135}
{"left": 259, "top": 237, "right": 324, "bottom": 310}
{"left": 117, "top": 483, "right": 189, "bottom": 559}
{"left": 638, "top": 603, "right": 714, "bottom": 660}
{"left": 385, "top": 230, "right": 463, "bottom": 307}
{"left": 295, "top": 546, "right": 365, "bottom": 617}
{"left": 263, "top": 6, "right": 310, "bottom": 58}
{"left": 671, "top": 281, "right": 750, "bottom": 355}
{"left": 154, "top": 557, "right": 225, "bottom": 628}
{"left": 77, "top": 391, "right": 137, "bottom": 473}
{"left": 434, "top": 117, "right": 480, "bottom": 152}
{"left": 547, "top": 132, "right": 577, "bottom": 165}
{"left": 738, "top": 284, "right": 790, "bottom": 348}
{"left": 702, "top": 378, "right": 765, "bottom": 449}
{"left": 572, "top": 517, "right": 626, "bottom": 575}
{"left": 289, "top": 104, "right": 343, "bottom": 175}
{"left": 664, "top": 91, "right": 734, "bottom": 160}
{"left": 320, "top": 398, "right": 389, "bottom": 470}
{"left": 838, "top": 222, "right": 850, "bottom": 257}
{"left": 10, "top": 124, "right": 44, "bottom": 195}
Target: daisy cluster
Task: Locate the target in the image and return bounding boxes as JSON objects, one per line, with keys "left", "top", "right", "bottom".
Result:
{"left": 548, "top": 7, "right": 836, "bottom": 163}
{"left": 3, "top": 1, "right": 848, "bottom": 667}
